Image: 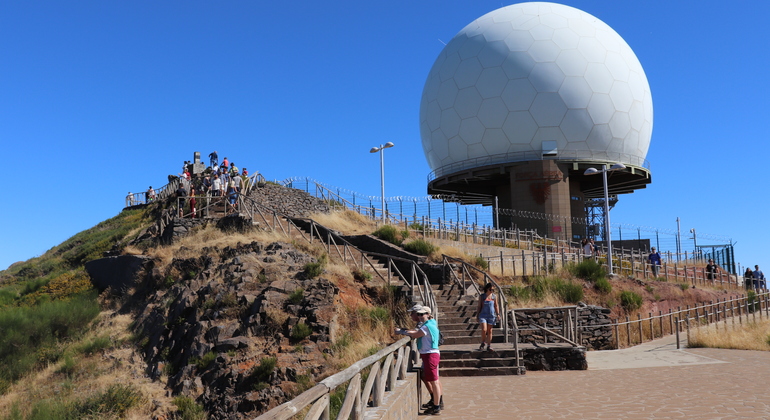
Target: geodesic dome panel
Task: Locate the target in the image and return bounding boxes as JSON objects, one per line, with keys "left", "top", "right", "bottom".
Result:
{"left": 420, "top": 2, "right": 653, "bottom": 177}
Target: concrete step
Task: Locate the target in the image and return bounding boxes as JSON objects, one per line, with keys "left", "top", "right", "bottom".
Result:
{"left": 439, "top": 366, "right": 525, "bottom": 377}
{"left": 442, "top": 335, "right": 506, "bottom": 345}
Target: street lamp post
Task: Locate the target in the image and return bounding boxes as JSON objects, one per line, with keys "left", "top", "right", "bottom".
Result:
{"left": 584, "top": 163, "right": 626, "bottom": 276}
{"left": 370, "top": 142, "right": 394, "bottom": 223}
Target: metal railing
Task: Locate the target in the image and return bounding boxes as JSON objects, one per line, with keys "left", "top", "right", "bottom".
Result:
{"left": 237, "top": 196, "right": 438, "bottom": 316}
{"left": 442, "top": 255, "right": 508, "bottom": 343}
{"left": 256, "top": 337, "right": 416, "bottom": 420}
{"left": 607, "top": 291, "right": 770, "bottom": 349}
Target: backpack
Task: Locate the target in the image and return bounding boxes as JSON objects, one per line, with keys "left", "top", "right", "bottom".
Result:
{"left": 438, "top": 331, "right": 445, "bottom": 346}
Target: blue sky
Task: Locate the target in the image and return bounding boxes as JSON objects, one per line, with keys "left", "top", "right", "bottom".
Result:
{"left": 1, "top": 1, "right": 768, "bottom": 273}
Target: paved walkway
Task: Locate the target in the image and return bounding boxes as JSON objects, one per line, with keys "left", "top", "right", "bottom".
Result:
{"left": 436, "top": 334, "right": 770, "bottom": 419}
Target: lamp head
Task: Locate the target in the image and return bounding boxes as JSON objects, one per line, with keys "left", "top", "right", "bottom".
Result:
{"left": 584, "top": 167, "right": 599, "bottom": 176}
{"left": 370, "top": 147, "right": 380, "bottom": 153}
{"left": 383, "top": 142, "right": 395, "bottom": 149}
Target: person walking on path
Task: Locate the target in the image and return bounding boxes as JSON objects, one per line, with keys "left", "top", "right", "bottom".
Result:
{"left": 477, "top": 283, "right": 500, "bottom": 352}
{"left": 395, "top": 304, "right": 443, "bottom": 415}
{"left": 583, "top": 238, "right": 594, "bottom": 258}
{"left": 648, "top": 247, "right": 662, "bottom": 277}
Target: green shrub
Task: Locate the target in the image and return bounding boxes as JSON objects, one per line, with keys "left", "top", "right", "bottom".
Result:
{"left": 173, "top": 395, "right": 207, "bottom": 420}
{"left": 402, "top": 239, "right": 437, "bottom": 256}
{"left": 594, "top": 277, "right": 612, "bottom": 294}
{"left": 409, "top": 222, "right": 424, "bottom": 231}
{"left": 506, "top": 285, "right": 531, "bottom": 301}
{"left": 748, "top": 290, "right": 758, "bottom": 313}
{"left": 0, "top": 292, "right": 99, "bottom": 384}
{"left": 303, "top": 262, "right": 324, "bottom": 278}
{"left": 251, "top": 356, "right": 277, "bottom": 384}
{"left": 645, "top": 285, "right": 654, "bottom": 294}
{"left": 71, "top": 384, "right": 143, "bottom": 418}
{"left": 352, "top": 269, "right": 372, "bottom": 282}
{"left": 373, "top": 225, "right": 402, "bottom": 245}
{"left": 78, "top": 335, "right": 112, "bottom": 356}
{"left": 291, "top": 322, "right": 313, "bottom": 342}
{"left": 474, "top": 255, "right": 489, "bottom": 270}
{"left": 331, "top": 332, "right": 353, "bottom": 353}
{"left": 568, "top": 259, "right": 606, "bottom": 282}
{"left": 679, "top": 283, "right": 689, "bottom": 291}
{"left": 555, "top": 281, "right": 584, "bottom": 303}
{"left": 191, "top": 351, "right": 217, "bottom": 370}
{"left": 619, "top": 291, "right": 643, "bottom": 312}
{"left": 288, "top": 288, "right": 304, "bottom": 305}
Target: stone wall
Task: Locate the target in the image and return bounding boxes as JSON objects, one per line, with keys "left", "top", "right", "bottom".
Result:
{"left": 247, "top": 183, "right": 330, "bottom": 218}
{"left": 512, "top": 304, "right": 613, "bottom": 350}
{"left": 363, "top": 372, "right": 419, "bottom": 420}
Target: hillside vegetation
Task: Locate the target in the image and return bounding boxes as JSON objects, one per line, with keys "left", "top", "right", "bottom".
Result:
{"left": 0, "top": 192, "right": 748, "bottom": 419}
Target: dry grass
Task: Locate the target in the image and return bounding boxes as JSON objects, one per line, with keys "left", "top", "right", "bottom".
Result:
{"left": 327, "top": 308, "right": 394, "bottom": 370}
{"left": 688, "top": 319, "right": 770, "bottom": 351}
{"left": 309, "top": 210, "right": 376, "bottom": 235}
{"left": 148, "top": 224, "right": 288, "bottom": 268}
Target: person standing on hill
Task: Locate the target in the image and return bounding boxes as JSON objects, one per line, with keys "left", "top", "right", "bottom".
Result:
{"left": 745, "top": 267, "right": 755, "bottom": 290}
{"left": 395, "top": 304, "right": 443, "bottom": 415}
{"left": 477, "top": 283, "right": 500, "bottom": 352}
{"left": 648, "top": 247, "right": 662, "bottom": 277}
{"left": 208, "top": 151, "right": 218, "bottom": 167}
{"left": 706, "top": 259, "right": 719, "bottom": 282}
{"left": 222, "top": 157, "right": 229, "bottom": 170}
{"left": 582, "top": 238, "right": 594, "bottom": 257}
{"left": 753, "top": 265, "right": 765, "bottom": 289}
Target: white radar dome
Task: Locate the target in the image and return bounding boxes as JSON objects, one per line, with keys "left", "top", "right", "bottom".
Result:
{"left": 420, "top": 2, "right": 653, "bottom": 177}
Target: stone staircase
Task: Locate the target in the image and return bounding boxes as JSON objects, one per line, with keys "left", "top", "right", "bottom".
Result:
{"left": 433, "top": 282, "right": 526, "bottom": 376}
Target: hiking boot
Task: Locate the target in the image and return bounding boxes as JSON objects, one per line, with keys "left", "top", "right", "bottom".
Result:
{"left": 422, "top": 396, "right": 444, "bottom": 410}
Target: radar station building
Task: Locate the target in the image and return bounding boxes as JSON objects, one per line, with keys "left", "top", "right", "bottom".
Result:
{"left": 420, "top": 2, "right": 653, "bottom": 241}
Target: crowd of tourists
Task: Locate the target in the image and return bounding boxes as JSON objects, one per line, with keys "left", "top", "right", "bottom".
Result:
{"left": 125, "top": 151, "right": 257, "bottom": 217}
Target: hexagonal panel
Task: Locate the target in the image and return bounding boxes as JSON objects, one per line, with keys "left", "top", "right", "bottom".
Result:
{"left": 437, "top": 79, "right": 459, "bottom": 110}
{"left": 478, "top": 40, "right": 508, "bottom": 68}
{"left": 454, "top": 87, "right": 483, "bottom": 119}
{"left": 530, "top": 23, "right": 555, "bottom": 41}
{"left": 502, "top": 50, "right": 535, "bottom": 79}
{"left": 503, "top": 111, "right": 538, "bottom": 144}
{"left": 476, "top": 67, "right": 509, "bottom": 98}
{"left": 481, "top": 128, "right": 510, "bottom": 155}
{"left": 528, "top": 39, "right": 561, "bottom": 63}
{"left": 587, "top": 93, "right": 614, "bottom": 124}
{"left": 448, "top": 135, "right": 469, "bottom": 162}
{"left": 604, "top": 51, "right": 630, "bottom": 82}
{"left": 552, "top": 27, "right": 579, "bottom": 50}
{"left": 424, "top": 100, "right": 442, "bottom": 131}
{"left": 459, "top": 34, "right": 486, "bottom": 60}
{"left": 628, "top": 100, "right": 645, "bottom": 131}
{"left": 478, "top": 97, "right": 508, "bottom": 128}
{"left": 485, "top": 21, "right": 516, "bottom": 42}
{"left": 432, "top": 130, "right": 450, "bottom": 160}
{"left": 555, "top": 49, "right": 588, "bottom": 77}
{"left": 559, "top": 76, "right": 593, "bottom": 109}
{"left": 539, "top": 12, "right": 569, "bottom": 29}
{"left": 467, "top": 142, "right": 489, "bottom": 159}
{"left": 454, "top": 58, "right": 483, "bottom": 89}
{"left": 586, "top": 124, "right": 612, "bottom": 152}
{"left": 440, "top": 108, "right": 462, "bottom": 138}
{"left": 609, "top": 111, "right": 631, "bottom": 139}
{"left": 459, "top": 117, "right": 485, "bottom": 144}
{"left": 560, "top": 109, "right": 593, "bottom": 142}
{"left": 502, "top": 78, "right": 537, "bottom": 111}
{"left": 568, "top": 17, "right": 596, "bottom": 37}
{"left": 583, "top": 63, "right": 613, "bottom": 94}
{"left": 577, "top": 37, "right": 606, "bottom": 63}
{"left": 533, "top": 127, "right": 566, "bottom": 146}
{"left": 439, "top": 52, "right": 461, "bottom": 82}
{"left": 609, "top": 82, "right": 634, "bottom": 112}
{"left": 503, "top": 30, "right": 534, "bottom": 52}
{"left": 596, "top": 28, "right": 621, "bottom": 53}
{"left": 529, "top": 92, "right": 567, "bottom": 126}
{"left": 529, "top": 62, "right": 565, "bottom": 93}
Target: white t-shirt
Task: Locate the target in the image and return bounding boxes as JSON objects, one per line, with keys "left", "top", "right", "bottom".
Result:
{"left": 418, "top": 322, "right": 440, "bottom": 354}
{"left": 583, "top": 243, "right": 593, "bottom": 256}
